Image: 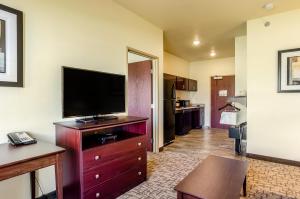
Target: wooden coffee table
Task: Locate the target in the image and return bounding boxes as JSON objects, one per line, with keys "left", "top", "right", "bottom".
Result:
{"left": 175, "top": 155, "right": 248, "bottom": 199}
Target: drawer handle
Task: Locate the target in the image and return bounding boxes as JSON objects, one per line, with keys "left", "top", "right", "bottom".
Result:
{"left": 95, "top": 174, "right": 100, "bottom": 179}
{"left": 96, "top": 192, "right": 100, "bottom": 198}
{"left": 137, "top": 142, "right": 142, "bottom": 146}
{"left": 94, "top": 155, "right": 100, "bottom": 160}
{"left": 138, "top": 157, "right": 142, "bottom": 161}
{"left": 138, "top": 171, "right": 142, "bottom": 176}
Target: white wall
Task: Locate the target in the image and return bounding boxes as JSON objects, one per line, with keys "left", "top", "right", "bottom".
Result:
{"left": 164, "top": 51, "right": 189, "bottom": 77}
{"left": 163, "top": 51, "right": 190, "bottom": 99}
{"left": 247, "top": 9, "right": 300, "bottom": 161}
{"left": 235, "top": 36, "right": 247, "bottom": 96}
{"left": 189, "top": 57, "right": 235, "bottom": 127}
{"left": 0, "top": 0, "right": 163, "bottom": 198}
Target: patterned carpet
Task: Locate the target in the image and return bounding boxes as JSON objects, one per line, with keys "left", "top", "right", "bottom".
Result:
{"left": 119, "top": 151, "right": 200, "bottom": 199}
{"left": 118, "top": 129, "right": 300, "bottom": 199}
{"left": 247, "top": 159, "right": 300, "bottom": 199}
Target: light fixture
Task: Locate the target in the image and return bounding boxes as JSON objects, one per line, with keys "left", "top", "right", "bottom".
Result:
{"left": 264, "top": 21, "right": 271, "bottom": 27}
{"left": 193, "top": 40, "right": 200, "bottom": 46}
{"left": 210, "top": 50, "right": 216, "bottom": 57}
{"left": 263, "top": 2, "right": 274, "bottom": 10}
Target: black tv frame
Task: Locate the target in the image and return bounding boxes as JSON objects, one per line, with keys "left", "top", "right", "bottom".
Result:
{"left": 62, "top": 66, "right": 125, "bottom": 122}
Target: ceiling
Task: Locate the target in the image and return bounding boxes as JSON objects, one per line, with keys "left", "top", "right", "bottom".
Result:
{"left": 114, "top": 0, "right": 300, "bottom": 61}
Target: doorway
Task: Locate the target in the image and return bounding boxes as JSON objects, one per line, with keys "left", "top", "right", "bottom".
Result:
{"left": 211, "top": 75, "right": 235, "bottom": 129}
{"left": 127, "top": 48, "right": 159, "bottom": 152}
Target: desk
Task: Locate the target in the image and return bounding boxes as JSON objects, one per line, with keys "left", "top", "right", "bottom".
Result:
{"left": 0, "top": 141, "right": 65, "bottom": 199}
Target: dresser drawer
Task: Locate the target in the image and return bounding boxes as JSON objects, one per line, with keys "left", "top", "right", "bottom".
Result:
{"left": 83, "top": 135, "right": 146, "bottom": 171}
{"left": 84, "top": 165, "right": 146, "bottom": 199}
{"left": 83, "top": 149, "right": 146, "bottom": 191}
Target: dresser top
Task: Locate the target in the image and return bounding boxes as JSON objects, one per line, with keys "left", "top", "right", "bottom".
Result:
{"left": 54, "top": 116, "right": 148, "bottom": 130}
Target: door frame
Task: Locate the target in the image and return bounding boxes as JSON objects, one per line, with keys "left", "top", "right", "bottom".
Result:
{"left": 126, "top": 47, "right": 160, "bottom": 153}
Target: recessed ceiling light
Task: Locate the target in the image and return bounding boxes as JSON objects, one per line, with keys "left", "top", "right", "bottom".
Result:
{"left": 193, "top": 40, "right": 200, "bottom": 46}
{"left": 264, "top": 21, "right": 271, "bottom": 27}
{"left": 263, "top": 2, "right": 274, "bottom": 10}
{"left": 210, "top": 51, "right": 216, "bottom": 57}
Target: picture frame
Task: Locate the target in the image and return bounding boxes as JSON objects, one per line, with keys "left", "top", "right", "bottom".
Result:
{"left": 0, "top": 4, "right": 23, "bottom": 87}
{"left": 278, "top": 48, "right": 300, "bottom": 93}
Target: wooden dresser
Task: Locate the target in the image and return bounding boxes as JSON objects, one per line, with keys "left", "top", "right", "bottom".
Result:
{"left": 54, "top": 116, "right": 148, "bottom": 199}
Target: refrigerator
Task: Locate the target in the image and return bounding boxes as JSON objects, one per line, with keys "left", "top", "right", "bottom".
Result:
{"left": 163, "top": 76, "right": 176, "bottom": 145}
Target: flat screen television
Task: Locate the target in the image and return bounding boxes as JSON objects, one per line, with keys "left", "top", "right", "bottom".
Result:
{"left": 63, "top": 66, "right": 125, "bottom": 118}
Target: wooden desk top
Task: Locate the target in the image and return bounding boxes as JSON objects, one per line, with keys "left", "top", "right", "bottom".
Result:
{"left": 54, "top": 116, "right": 148, "bottom": 130}
{"left": 0, "top": 141, "right": 65, "bottom": 168}
{"left": 175, "top": 155, "right": 248, "bottom": 199}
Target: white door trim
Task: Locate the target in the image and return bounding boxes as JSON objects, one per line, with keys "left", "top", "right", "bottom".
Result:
{"left": 127, "top": 47, "right": 160, "bottom": 153}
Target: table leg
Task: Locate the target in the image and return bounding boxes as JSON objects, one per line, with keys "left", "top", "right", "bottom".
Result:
{"left": 30, "top": 171, "right": 35, "bottom": 199}
{"left": 55, "top": 153, "right": 63, "bottom": 199}
{"left": 177, "top": 192, "right": 183, "bottom": 199}
{"left": 243, "top": 176, "right": 247, "bottom": 196}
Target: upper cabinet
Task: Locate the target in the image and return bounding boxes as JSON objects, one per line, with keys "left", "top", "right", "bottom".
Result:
{"left": 164, "top": 73, "right": 197, "bottom": 92}
{"left": 164, "top": 73, "right": 176, "bottom": 81}
{"left": 176, "top": 76, "right": 189, "bottom": 90}
{"left": 188, "top": 79, "right": 197, "bottom": 91}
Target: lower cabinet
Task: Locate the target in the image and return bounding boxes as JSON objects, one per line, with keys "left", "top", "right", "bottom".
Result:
{"left": 82, "top": 136, "right": 147, "bottom": 199}
{"left": 55, "top": 117, "right": 148, "bottom": 199}
{"left": 83, "top": 147, "right": 146, "bottom": 191}
{"left": 192, "top": 109, "right": 200, "bottom": 129}
{"left": 183, "top": 110, "right": 192, "bottom": 133}
{"left": 176, "top": 108, "right": 204, "bottom": 135}
{"left": 84, "top": 161, "right": 146, "bottom": 199}
{"left": 175, "top": 113, "right": 184, "bottom": 135}
{"left": 176, "top": 110, "right": 192, "bottom": 135}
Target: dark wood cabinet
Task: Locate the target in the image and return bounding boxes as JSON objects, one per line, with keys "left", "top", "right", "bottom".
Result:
{"left": 55, "top": 116, "right": 148, "bottom": 199}
{"left": 188, "top": 79, "right": 197, "bottom": 91}
{"left": 175, "top": 109, "right": 192, "bottom": 135}
{"left": 163, "top": 73, "right": 198, "bottom": 92}
{"left": 176, "top": 76, "right": 189, "bottom": 90}
{"left": 164, "top": 73, "right": 177, "bottom": 81}
{"left": 176, "top": 107, "right": 204, "bottom": 135}
{"left": 192, "top": 109, "right": 200, "bottom": 129}
{"left": 175, "top": 112, "right": 184, "bottom": 135}
{"left": 183, "top": 110, "right": 192, "bottom": 133}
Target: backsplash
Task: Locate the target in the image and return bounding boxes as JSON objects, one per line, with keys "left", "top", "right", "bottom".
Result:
{"left": 176, "top": 90, "right": 190, "bottom": 100}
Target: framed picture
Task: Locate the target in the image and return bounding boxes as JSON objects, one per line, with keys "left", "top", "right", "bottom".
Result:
{"left": 0, "top": 4, "right": 23, "bottom": 87}
{"left": 278, "top": 48, "right": 300, "bottom": 92}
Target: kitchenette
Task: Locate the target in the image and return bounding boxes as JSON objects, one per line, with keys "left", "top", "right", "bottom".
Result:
{"left": 175, "top": 101, "right": 204, "bottom": 135}
{"left": 163, "top": 73, "right": 205, "bottom": 145}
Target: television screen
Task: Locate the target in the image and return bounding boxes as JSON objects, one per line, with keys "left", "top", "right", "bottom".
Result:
{"left": 63, "top": 67, "right": 125, "bottom": 118}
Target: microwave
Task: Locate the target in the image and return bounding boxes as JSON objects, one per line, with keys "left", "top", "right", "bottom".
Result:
{"left": 178, "top": 100, "right": 190, "bottom": 107}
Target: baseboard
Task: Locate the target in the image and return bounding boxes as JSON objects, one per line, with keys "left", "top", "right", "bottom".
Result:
{"left": 159, "top": 146, "right": 164, "bottom": 152}
{"left": 36, "top": 191, "right": 56, "bottom": 199}
{"left": 246, "top": 153, "right": 300, "bottom": 167}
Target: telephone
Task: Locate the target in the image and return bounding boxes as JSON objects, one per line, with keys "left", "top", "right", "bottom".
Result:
{"left": 7, "top": 132, "right": 37, "bottom": 146}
